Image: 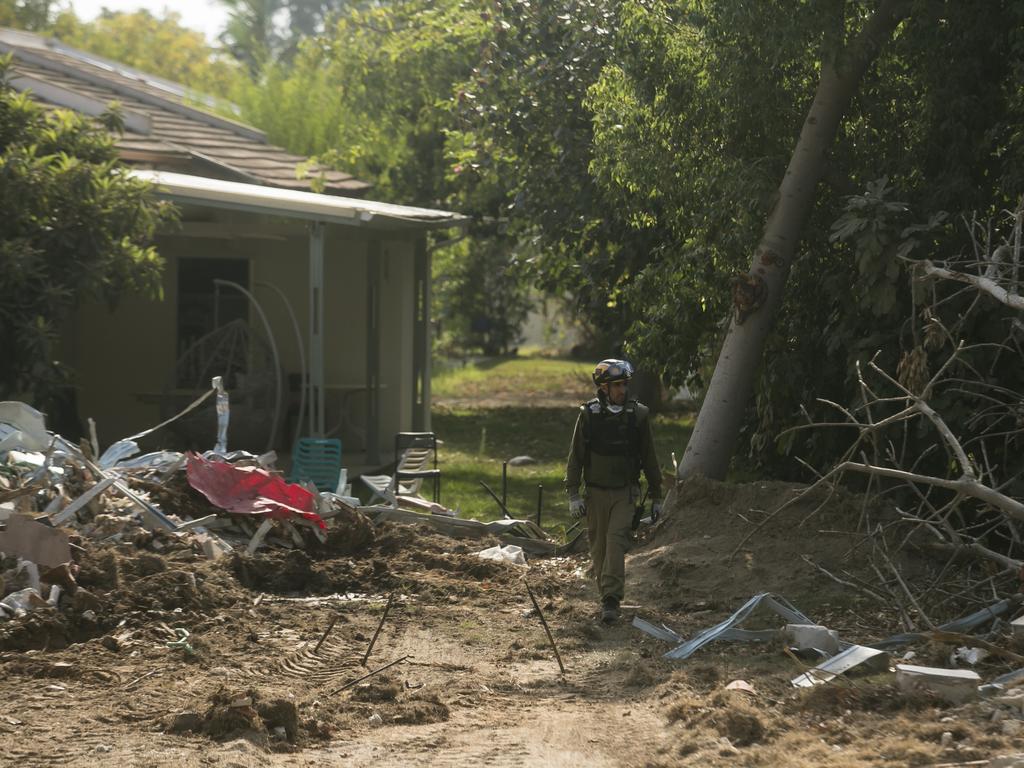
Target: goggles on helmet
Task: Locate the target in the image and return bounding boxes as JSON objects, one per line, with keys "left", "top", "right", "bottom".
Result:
{"left": 592, "top": 358, "right": 634, "bottom": 385}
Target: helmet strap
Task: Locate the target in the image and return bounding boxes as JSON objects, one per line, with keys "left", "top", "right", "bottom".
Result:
{"left": 596, "top": 387, "right": 608, "bottom": 407}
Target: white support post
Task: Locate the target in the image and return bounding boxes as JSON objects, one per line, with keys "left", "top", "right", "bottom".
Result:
{"left": 308, "top": 222, "right": 326, "bottom": 437}
{"left": 366, "top": 240, "right": 382, "bottom": 465}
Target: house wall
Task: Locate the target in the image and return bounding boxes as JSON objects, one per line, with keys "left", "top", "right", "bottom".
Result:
{"left": 69, "top": 214, "right": 422, "bottom": 463}
{"left": 72, "top": 249, "right": 180, "bottom": 446}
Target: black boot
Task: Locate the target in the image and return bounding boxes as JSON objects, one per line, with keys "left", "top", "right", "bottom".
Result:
{"left": 601, "top": 596, "right": 620, "bottom": 624}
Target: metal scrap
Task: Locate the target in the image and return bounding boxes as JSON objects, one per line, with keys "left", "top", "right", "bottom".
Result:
{"left": 633, "top": 592, "right": 825, "bottom": 660}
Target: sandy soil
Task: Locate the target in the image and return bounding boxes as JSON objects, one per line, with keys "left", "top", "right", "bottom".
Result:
{"left": 2, "top": 479, "right": 1024, "bottom": 767}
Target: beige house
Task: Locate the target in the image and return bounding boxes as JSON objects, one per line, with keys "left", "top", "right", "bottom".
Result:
{"left": 1, "top": 28, "right": 465, "bottom": 466}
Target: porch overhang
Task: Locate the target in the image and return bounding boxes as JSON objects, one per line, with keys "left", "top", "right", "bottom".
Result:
{"left": 129, "top": 169, "right": 468, "bottom": 231}
{"left": 133, "top": 169, "right": 459, "bottom": 461}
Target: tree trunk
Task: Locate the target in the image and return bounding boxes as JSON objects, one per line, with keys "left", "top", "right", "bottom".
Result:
{"left": 678, "top": 0, "right": 911, "bottom": 481}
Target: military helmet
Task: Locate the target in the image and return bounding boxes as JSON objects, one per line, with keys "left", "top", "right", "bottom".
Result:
{"left": 592, "top": 358, "right": 634, "bottom": 385}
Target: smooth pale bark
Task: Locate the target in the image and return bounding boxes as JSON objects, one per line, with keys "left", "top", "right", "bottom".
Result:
{"left": 678, "top": 0, "right": 911, "bottom": 481}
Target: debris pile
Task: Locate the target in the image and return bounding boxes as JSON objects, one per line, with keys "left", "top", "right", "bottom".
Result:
{"left": 0, "top": 390, "right": 564, "bottom": 637}
{"left": 0, "top": 398, "right": 382, "bottom": 628}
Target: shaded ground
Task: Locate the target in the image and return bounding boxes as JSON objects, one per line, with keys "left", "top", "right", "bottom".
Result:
{"left": 3, "top": 478, "right": 1024, "bottom": 765}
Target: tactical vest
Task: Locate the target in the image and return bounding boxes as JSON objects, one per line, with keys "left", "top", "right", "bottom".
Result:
{"left": 581, "top": 398, "right": 642, "bottom": 489}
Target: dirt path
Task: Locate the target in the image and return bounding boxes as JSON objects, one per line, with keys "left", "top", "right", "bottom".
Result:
{"left": 3, "top": 483, "right": 1024, "bottom": 766}
{"left": 0, "top": 550, "right": 670, "bottom": 768}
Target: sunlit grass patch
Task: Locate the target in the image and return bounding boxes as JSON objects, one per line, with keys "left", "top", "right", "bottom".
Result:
{"left": 432, "top": 406, "right": 694, "bottom": 525}
{"left": 432, "top": 356, "right": 592, "bottom": 401}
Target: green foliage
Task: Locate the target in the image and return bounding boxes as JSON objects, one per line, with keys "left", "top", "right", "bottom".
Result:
{"left": 231, "top": 0, "right": 530, "bottom": 354}
{"left": 449, "top": 0, "right": 645, "bottom": 347}
{"left": 54, "top": 9, "right": 242, "bottom": 100}
{"left": 0, "top": 58, "right": 176, "bottom": 401}
{"left": 455, "top": 0, "right": 1024, "bottom": 474}
{"left": 232, "top": 0, "right": 486, "bottom": 203}
{"left": 434, "top": 236, "right": 532, "bottom": 356}
{"left": 217, "top": 0, "right": 365, "bottom": 74}
{"left": 0, "top": 0, "right": 52, "bottom": 31}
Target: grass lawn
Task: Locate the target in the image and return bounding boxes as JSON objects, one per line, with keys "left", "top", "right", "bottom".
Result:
{"left": 432, "top": 356, "right": 593, "bottom": 404}
{"left": 429, "top": 356, "right": 694, "bottom": 532}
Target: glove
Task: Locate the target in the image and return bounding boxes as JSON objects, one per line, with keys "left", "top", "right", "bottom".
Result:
{"left": 651, "top": 500, "right": 662, "bottom": 523}
{"left": 569, "top": 496, "right": 586, "bottom": 520}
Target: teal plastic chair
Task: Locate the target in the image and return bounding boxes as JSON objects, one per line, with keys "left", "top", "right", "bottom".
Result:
{"left": 289, "top": 437, "right": 342, "bottom": 492}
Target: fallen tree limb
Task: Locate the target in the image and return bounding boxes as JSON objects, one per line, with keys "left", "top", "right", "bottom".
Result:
{"left": 835, "top": 461, "right": 1024, "bottom": 522}
{"left": 921, "top": 260, "right": 1024, "bottom": 311}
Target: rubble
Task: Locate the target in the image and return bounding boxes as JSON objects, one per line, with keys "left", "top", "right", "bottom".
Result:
{"left": 0, "top": 388, "right": 579, "bottom": 636}
{"left": 636, "top": 589, "right": 1024, "bottom": 705}
{"left": 896, "top": 664, "right": 982, "bottom": 704}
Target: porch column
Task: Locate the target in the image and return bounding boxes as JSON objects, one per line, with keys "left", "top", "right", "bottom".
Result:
{"left": 308, "top": 221, "right": 326, "bottom": 437}
{"left": 366, "top": 239, "right": 382, "bottom": 464}
{"left": 412, "top": 236, "right": 430, "bottom": 431}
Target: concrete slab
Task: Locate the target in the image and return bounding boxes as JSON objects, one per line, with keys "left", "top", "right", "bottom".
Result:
{"left": 896, "top": 663, "right": 981, "bottom": 703}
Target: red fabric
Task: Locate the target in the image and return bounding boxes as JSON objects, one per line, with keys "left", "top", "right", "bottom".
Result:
{"left": 186, "top": 453, "right": 326, "bottom": 530}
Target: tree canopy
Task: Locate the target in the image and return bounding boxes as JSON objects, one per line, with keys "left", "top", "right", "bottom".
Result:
{"left": 57, "top": 9, "right": 241, "bottom": 99}
{"left": 453, "top": 0, "right": 1024, "bottom": 471}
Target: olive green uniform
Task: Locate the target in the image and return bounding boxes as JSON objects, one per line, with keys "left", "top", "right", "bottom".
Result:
{"left": 564, "top": 399, "right": 662, "bottom": 603}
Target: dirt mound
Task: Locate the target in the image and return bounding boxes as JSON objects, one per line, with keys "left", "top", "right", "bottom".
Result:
{"left": 630, "top": 476, "right": 893, "bottom": 618}
{"left": 0, "top": 542, "right": 247, "bottom": 651}
{"left": 232, "top": 523, "right": 516, "bottom": 599}
{"left": 168, "top": 687, "right": 305, "bottom": 749}
{"left": 666, "top": 690, "right": 766, "bottom": 746}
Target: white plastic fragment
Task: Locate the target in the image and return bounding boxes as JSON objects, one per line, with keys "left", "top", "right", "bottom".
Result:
{"left": 725, "top": 680, "right": 756, "bottom": 694}
{"left": 19, "top": 559, "right": 40, "bottom": 593}
{"left": 0, "top": 587, "right": 46, "bottom": 618}
{"left": 785, "top": 623, "right": 840, "bottom": 655}
{"left": 214, "top": 375, "right": 229, "bottom": 454}
{"left": 950, "top": 646, "right": 989, "bottom": 666}
{"left": 6, "top": 450, "right": 45, "bottom": 468}
{"left": 246, "top": 519, "right": 275, "bottom": 555}
{"left": 990, "top": 752, "right": 1024, "bottom": 767}
{"left": 477, "top": 544, "right": 527, "bottom": 566}
{"left": 0, "top": 501, "right": 15, "bottom": 522}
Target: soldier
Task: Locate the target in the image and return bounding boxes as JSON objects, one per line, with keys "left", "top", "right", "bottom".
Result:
{"left": 565, "top": 359, "right": 663, "bottom": 623}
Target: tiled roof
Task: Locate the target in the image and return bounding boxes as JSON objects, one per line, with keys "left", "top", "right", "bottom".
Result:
{"left": 0, "top": 28, "right": 371, "bottom": 196}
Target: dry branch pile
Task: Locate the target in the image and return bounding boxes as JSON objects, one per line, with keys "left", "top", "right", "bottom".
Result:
{"left": 786, "top": 203, "right": 1024, "bottom": 628}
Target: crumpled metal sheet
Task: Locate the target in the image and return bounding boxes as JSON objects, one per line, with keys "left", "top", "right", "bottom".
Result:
{"left": 0, "top": 401, "right": 49, "bottom": 452}
{"left": 791, "top": 644, "right": 890, "bottom": 687}
{"left": 186, "top": 452, "right": 326, "bottom": 530}
{"left": 633, "top": 592, "right": 823, "bottom": 660}
{"left": 871, "top": 596, "right": 1021, "bottom": 650}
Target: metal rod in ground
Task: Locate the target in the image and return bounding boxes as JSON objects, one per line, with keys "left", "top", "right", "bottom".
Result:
{"left": 361, "top": 592, "right": 395, "bottom": 666}
{"left": 314, "top": 613, "right": 341, "bottom": 654}
{"left": 328, "top": 655, "right": 411, "bottom": 696}
{"left": 479, "top": 480, "right": 513, "bottom": 519}
{"left": 536, "top": 484, "right": 543, "bottom": 527}
{"left": 526, "top": 583, "right": 565, "bottom": 674}
{"left": 502, "top": 461, "right": 508, "bottom": 507}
